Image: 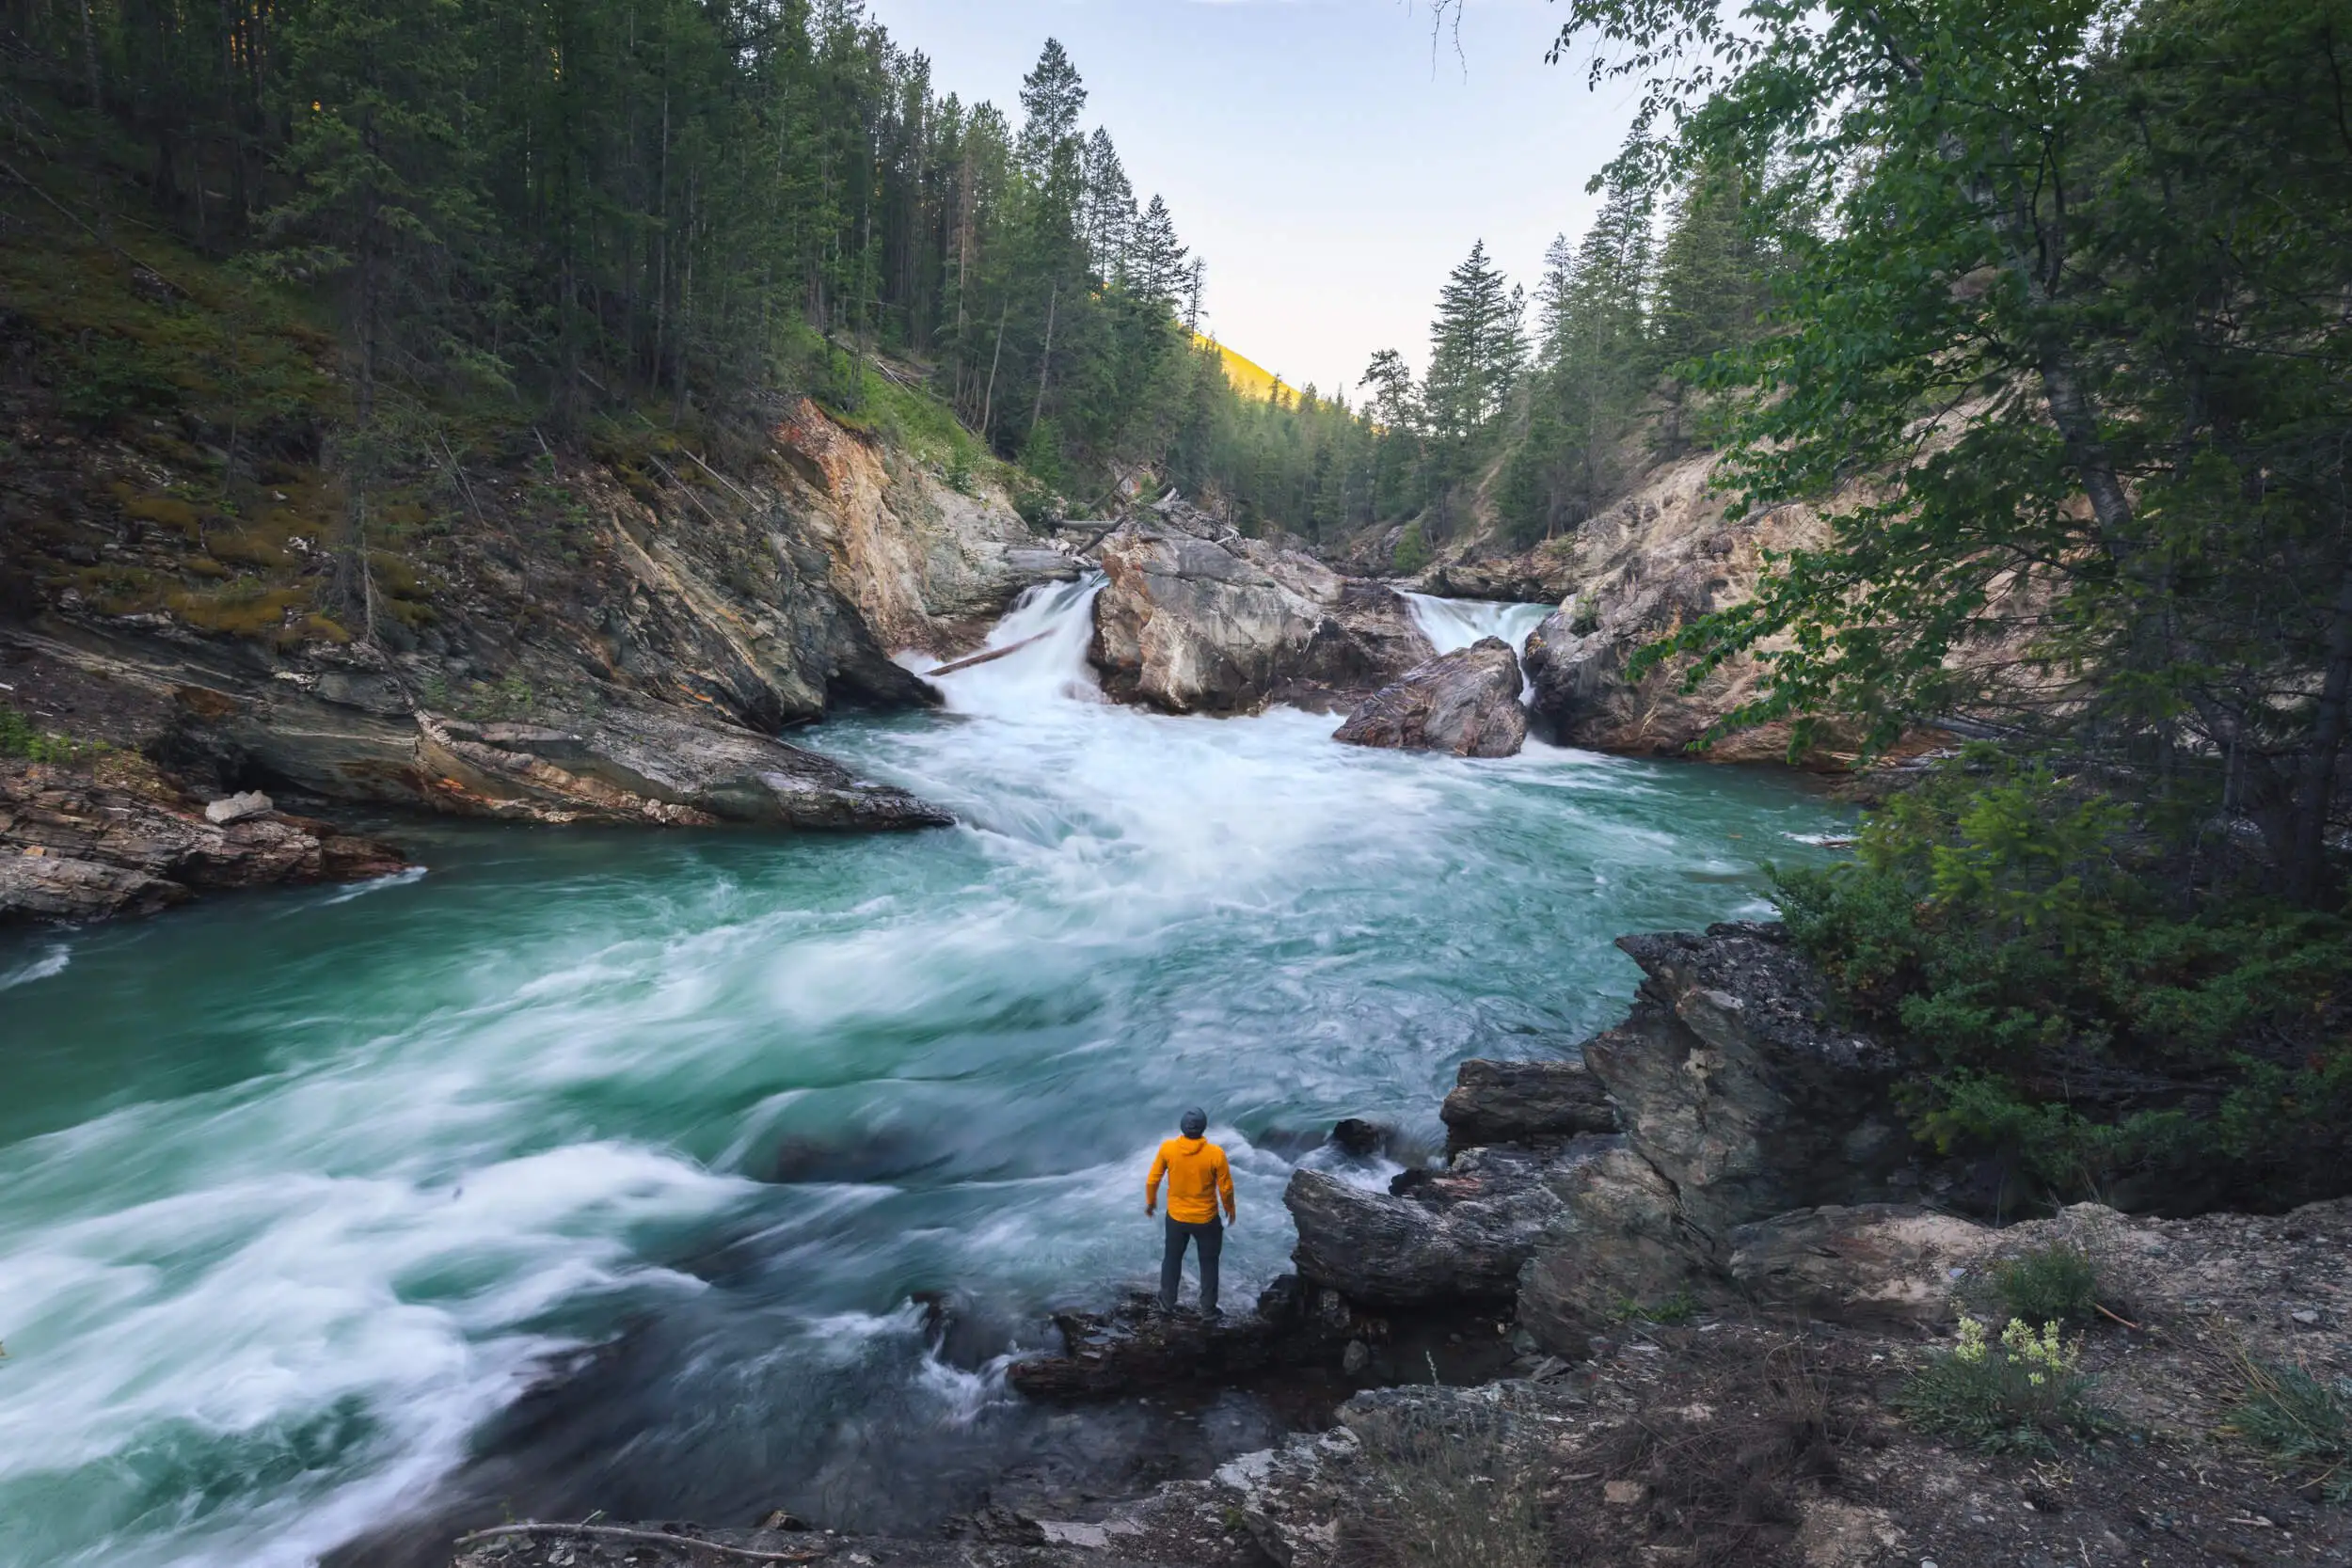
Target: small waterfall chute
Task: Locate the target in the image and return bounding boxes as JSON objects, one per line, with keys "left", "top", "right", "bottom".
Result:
{"left": 1401, "top": 592, "right": 1556, "bottom": 657}
{"left": 916, "top": 573, "right": 1107, "bottom": 717}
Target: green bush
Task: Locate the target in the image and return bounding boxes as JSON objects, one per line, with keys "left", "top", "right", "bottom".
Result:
{"left": 1895, "top": 1316, "right": 2104, "bottom": 1454}
{"left": 0, "top": 705, "right": 90, "bottom": 764}
{"left": 1611, "top": 1288, "right": 1698, "bottom": 1325}
{"left": 54, "top": 333, "right": 183, "bottom": 429}
{"left": 1991, "top": 1243, "right": 2099, "bottom": 1327}
{"left": 1775, "top": 746, "right": 2352, "bottom": 1210}
{"left": 2229, "top": 1359, "right": 2351, "bottom": 1501}
{"left": 1391, "top": 520, "right": 1432, "bottom": 576}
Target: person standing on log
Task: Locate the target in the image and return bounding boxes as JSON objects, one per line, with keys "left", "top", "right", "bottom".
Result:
{"left": 1146, "top": 1107, "right": 1235, "bottom": 1318}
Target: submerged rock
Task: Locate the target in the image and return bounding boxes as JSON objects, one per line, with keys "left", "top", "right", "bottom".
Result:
{"left": 1440, "top": 1058, "right": 1616, "bottom": 1153}
{"left": 1331, "top": 638, "right": 1527, "bottom": 757}
{"left": 1089, "top": 504, "right": 1432, "bottom": 714}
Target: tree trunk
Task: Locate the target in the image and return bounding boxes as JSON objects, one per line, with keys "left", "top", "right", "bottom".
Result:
{"left": 979, "top": 301, "right": 1007, "bottom": 442}
{"left": 2286, "top": 564, "right": 2352, "bottom": 902}
{"left": 78, "top": 0, "right": 100, "bottom": 110}
{"left": 1031, "top": 282, "right": 1058, "bottom": 435}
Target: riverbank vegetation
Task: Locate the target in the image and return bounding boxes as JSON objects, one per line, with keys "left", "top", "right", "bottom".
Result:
{"left": 1526, "top": 0, "right": 2352, "bottom": 1211}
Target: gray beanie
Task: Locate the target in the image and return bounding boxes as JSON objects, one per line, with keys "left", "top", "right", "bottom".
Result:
{"left": 1180, "top": 1107, "right": 1208, "bottom": 1138}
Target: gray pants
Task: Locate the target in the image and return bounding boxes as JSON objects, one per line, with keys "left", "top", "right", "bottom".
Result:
{"left": 1160, "top": 1216, "right": 1223, "bottom": 1312}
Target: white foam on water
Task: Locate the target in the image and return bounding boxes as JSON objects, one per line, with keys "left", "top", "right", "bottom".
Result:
{"left": 319, "top": 865, "right": 430, "bottom": 905}
{"left": 0, "top": 942, "right": 72, "bottom": 990}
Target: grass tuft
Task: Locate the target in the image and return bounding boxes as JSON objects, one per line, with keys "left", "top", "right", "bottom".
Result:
{"left": 2228, "top": 1358, "right": 2351, "bottom": 1501}
{"left": 1992, "top": 1243, "right": 2100, "bottom": 1327}
{"left": 1341, "top": 1396, "right": 1549, "bottom": 1568}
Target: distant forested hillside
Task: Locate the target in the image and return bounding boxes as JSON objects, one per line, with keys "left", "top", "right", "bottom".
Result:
{"left": 0, "top": 1, "right": 1417, "bottom": 528}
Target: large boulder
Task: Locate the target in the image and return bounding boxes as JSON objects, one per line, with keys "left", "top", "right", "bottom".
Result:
{"left": 1584, "top": 924, "right": 1913, "bottom": 1242}
{"left": 1725, "top": 1204, "right": 1994, "bottom": 1325}
{"left": 414, "top": 707, "right": 952, "bottom": 830}
{"left": 1519, "top": 610, "right": 1620, "bottom": 746}
{"left": 1090, "top": 508, "right": 1433, "bottom": 714}
{"left": 1440, "top": 1058, "right": 1617, "bottom": 1154}
{"left": 1516, "top": 1144, "right": 1726, "bottom": 1353}
{"left": 1287, "top": 1143, "right": 1611, "bottom": 1307}
{"left": 1331, "top": 639, "right": 1527, "bottom": 757}
{"left": 1512, "top": 924, "right": 1919, "bottom": 1354}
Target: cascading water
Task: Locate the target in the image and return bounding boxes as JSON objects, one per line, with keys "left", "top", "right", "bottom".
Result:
{"left": 1400, "top": 593, "right": 1556, "bottom": 658}
{"left": 0, "top": 582, "right": 1843, "bottom": 1568}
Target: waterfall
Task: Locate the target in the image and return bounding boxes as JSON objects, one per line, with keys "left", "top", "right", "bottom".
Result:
{"left": 916, "top": 573, "right": 1107, "bottom": 716}
{"left": 1401, "top": 593, "right": 1556, "bottom": 658}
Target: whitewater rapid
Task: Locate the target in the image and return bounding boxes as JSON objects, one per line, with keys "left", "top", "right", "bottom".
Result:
{"left": 0, "top": 581, "right": 1839, "bottom": 1568}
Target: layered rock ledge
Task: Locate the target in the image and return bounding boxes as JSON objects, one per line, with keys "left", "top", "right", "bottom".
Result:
{"left": 1, "top": 756, "right": 406, "bottom": 924}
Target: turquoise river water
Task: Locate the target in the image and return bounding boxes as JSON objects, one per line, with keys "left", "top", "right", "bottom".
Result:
{"left": 0, "top": 582, "right": 1842, "bottom": 1568}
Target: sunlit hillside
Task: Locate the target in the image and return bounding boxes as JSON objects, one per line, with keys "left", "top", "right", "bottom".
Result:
{"left": 1195, "top": 333, "right": 1289, "bottom": 403}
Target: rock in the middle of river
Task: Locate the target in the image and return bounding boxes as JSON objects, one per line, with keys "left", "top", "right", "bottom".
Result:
{"left": 1332, "top": 638, "right": 1528, "bottom": 757}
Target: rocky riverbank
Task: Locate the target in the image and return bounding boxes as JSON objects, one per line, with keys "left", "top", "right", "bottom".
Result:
{"left": 1, "top": 751, "right": 408, "bottom": 921}
{"left": 0, "top": 361, "right": 1095, "bottom": 925}
{"left": 441, "top": 924, "right": 2349, "bottom": 1568}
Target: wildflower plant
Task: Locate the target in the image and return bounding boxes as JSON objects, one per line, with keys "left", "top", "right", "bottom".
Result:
{"left": 1895, "top": 1314, "right": 2105, "bottom": 1454}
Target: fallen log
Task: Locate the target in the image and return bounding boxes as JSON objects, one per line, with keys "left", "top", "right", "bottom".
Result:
{"left": 927, "top": 633, "right": 1048, "bottom": 677}
{"left": 453, "top": 1522, "right": 828, "bottom": 1563}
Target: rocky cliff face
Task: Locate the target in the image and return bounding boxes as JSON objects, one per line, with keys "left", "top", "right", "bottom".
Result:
{"left": 1089, "top": 499, "right": 1432, "bottom": 715}
{"left": 1, "top": 348, "right": 1078, "bottom": 922}
{"left": 1317, "top": 444, "right": 1838, "bottom": 763}
{"left": 1503, "top": 451, "right": 1832, "bottom": 762}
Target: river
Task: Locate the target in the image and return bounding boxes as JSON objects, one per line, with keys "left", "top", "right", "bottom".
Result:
{"left": 0, "top": 583, "right": 1843, "bottom": 1568}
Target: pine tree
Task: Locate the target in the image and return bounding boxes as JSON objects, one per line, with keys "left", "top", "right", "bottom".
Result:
{"left": 1420, "top": 240, "right": 1525, "bottom": 530}
{"left": 1017, "top": 38, "right": 1087, "bottom": 183}
{"left": 1498, "top": 177, "right": 1654, "bottom": 545}
{"left": 264, "top": 0, "right": 483, "bottom": 420}
{"left": 1081, "top": 128, "right": 1136, "bottom": 279}
{"left": 1128, "top": 194, "right": 1187, "bottom": 308}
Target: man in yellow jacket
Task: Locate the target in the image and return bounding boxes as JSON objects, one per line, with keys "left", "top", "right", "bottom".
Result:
{"left": 1146, "top": 1107, "right": 1236, "bottom": 1317}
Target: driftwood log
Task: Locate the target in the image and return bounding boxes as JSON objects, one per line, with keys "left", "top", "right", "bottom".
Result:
{"left": 453, "top": 1522, "right": 829, "bottom": 1563}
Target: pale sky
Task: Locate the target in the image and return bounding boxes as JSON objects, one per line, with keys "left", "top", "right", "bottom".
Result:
{"left": 860, "top": 0, "right": 1637, "bottom": 399}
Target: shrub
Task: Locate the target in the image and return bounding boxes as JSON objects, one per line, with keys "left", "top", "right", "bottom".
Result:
{"left": 1895, "top": 1316, "right": 2103, "bottom": 1454}
{"left": 0, "top": 705, "right": 91, "bottom": 764}
{"left": 1992, "top": 1243, "right": 2099, "bottom": 1327}
{"left": 1391, "top": 521, "right": 1432, "bottom": 576}
{"left": 1611, "top": 1288, "right": 1699, "bottom": 1325}
{"left": 55, "top": 333, "right": 183, "bottom": 429}
{"left": 1774, "top": 747, "right": 2352, "bottom": 1211}
{"left": 2228, "top": 1359, "right": 2351, "bottom": 1502}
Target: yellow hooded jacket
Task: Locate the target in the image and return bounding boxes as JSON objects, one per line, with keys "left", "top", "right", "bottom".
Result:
{"left": 1147, "top": 1136, "right": 1234, "bottom": 1226}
